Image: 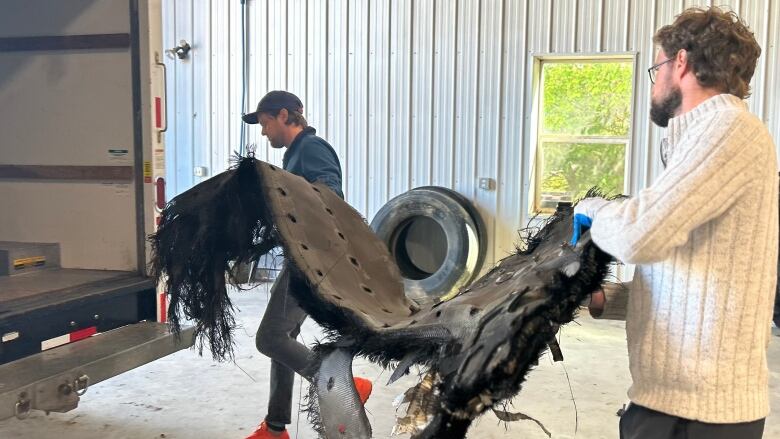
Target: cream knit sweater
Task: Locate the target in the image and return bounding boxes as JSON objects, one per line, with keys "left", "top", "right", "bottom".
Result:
{"left": 590, "top": 94, "right": 778, "bottom": 423}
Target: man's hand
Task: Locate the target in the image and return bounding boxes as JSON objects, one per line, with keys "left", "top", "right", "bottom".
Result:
{"left": 586, "top": 282, "right": 630, "bottom": 320}
{"left": 588, "top": 289, "right": 606, "bottom": 318}
{"left": 569, "top": 197, "right": 609, "bottom": 246}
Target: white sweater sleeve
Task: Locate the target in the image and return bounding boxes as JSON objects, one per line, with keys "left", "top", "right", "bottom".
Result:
{"left": 590, "top": 111, "right": 765, "bottom": 264}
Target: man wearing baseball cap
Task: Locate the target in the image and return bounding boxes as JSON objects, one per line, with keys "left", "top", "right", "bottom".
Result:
{"left": 242, "top": 91, "right": 372, "bottom": 439}
{"left": 242, "top": 90, "right": 343, "bottom": 197}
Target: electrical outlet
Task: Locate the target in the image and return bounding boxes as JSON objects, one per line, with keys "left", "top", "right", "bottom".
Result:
{"left": 479, "top": 177, "right": 495, "bottom": 191}
{"left": 194, "top": 166, "right": 208, "bottom": 177}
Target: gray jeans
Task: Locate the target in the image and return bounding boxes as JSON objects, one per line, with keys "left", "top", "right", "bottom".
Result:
{"left": 255, "top": 267, "right": 313, "bottom": 426}
{"left": 620, "top": 403, "right": 765, "bottom": 439}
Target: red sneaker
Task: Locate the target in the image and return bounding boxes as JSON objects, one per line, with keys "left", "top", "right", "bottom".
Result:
{"left": 244, "top": 421, "right": 290, "bottom": 439}
{"left": 353, "top": 377, "right": 373, "bottom": 405}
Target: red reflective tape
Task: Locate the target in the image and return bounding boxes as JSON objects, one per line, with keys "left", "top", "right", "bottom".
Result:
{"left": 159, "top": 293, "right": 167, "bottom": 323}
{"left": 69, "top": 326, "right": 97, "bottom": 342}
{"left": 155, "top": 97, "right": 162, "bottom": 128}
{"left": 155, "top": 177, "right": 166, "bottom": 209}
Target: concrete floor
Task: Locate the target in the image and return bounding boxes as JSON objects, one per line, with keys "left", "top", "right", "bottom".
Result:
{"left": 2, "top": 283, "right": 780, "bottom": 439}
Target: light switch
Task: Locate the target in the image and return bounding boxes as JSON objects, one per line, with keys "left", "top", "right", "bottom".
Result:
{"left": 194, "top": 166, "right": 208, "bottom": 177}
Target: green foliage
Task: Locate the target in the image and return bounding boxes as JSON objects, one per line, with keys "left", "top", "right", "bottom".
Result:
{"left": 537, "top": 61, "right": 632, "bottom": 210}
{"left": 540, "top": 142, "right": 626, "bottom": 201}
{"left": 542, "top": 62, "right": 633, "bottom": 136}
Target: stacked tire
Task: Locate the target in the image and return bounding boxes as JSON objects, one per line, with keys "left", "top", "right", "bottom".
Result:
{"left": 370, "top": 186, "right": 486, "bottom": 302}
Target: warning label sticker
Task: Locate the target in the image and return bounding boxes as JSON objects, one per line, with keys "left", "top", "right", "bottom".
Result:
{"left": 143, "top": 160, "right": 153, "bottom": 183}
{"left": 13, "top": 256, "right": 46, "bottom": 270}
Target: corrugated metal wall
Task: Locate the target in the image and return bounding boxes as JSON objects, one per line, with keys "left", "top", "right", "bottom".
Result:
{"left": 162, "top": 0, "right": 780, "bottom": 266}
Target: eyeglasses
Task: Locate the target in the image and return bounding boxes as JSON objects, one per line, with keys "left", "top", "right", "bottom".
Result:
{"left": 647, "top": 58, "right": 674, "bottom": 84}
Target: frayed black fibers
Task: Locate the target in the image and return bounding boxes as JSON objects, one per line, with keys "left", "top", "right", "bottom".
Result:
{"left": 292, "top": 200, "right": 612, "bottom": 438}
{"left": 151, "top": 155, "right": 616, "bottom": 438}
{"left": 287, "top": 263, "right": 452, "bottom": 369}
{"left": 149, "top": 157, "right": 278, "bottom": 360}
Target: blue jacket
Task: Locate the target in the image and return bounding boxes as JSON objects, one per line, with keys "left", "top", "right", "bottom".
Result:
{"left": 282, "top": 127, "right": 344, "bottom": 199}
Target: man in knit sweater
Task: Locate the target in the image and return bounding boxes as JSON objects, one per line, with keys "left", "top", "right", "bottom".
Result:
{"left": 574, "top": 7, "right": 777, "bottom": 438}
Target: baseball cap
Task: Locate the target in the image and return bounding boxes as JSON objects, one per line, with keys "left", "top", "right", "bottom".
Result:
{"left": 242, "top": 90, "right": 303, "bottom": 124}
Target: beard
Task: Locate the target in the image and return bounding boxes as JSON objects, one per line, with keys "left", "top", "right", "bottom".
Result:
{"left": 650, "top": 85, "right": 682, "bottom": 127}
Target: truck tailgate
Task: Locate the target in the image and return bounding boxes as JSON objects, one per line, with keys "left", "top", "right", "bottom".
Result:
{"left": 0, "top": 321, "right": 195, "bottom": 421}
{"left": 1, "top": 269, "right": 159, "bottom": 364}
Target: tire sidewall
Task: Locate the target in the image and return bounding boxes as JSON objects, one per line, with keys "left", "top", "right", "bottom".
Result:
{"left": 371, "top": 189, "right": 479, "bottom": 301}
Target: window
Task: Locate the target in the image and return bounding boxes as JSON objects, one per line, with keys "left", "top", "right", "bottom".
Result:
{"left": 533, "top": 59, "right": 634, "bottom": 213}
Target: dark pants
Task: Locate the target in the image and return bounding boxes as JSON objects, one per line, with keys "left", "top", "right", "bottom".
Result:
{"left": 255, "top": 267, "right": 312, "bottom": 426}
{"left": 620, "top": 403, "right": 765, "bottom": 439}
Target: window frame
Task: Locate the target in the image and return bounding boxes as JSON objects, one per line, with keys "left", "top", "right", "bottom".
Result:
{"left": 528, "top": 54, "right": 638, "bottom": 215}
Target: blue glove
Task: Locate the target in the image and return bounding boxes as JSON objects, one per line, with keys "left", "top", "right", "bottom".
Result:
{"left": 569, "top": 213, "right": 593, "bottom": 246}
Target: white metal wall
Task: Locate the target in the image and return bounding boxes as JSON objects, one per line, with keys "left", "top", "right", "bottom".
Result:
{"left": 163, "top": 0, "right": 780, "bottom": 265}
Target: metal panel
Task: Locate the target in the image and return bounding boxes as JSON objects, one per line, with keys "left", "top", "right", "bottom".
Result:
{"left": 431, "top": 0, "right": 457, "bottom": 189}
{"left": 551, "top": 0, "right": 578, "bottom": 53}
{"left": 192, "top": 0, "right": 211, "bottom": 182}
{"left": 0, "top": 322, "right": 195, "bottom": 421}
{"left": 740, "top": 0, "right": 771, "bottom": 119}
{"left": 162, "top": 0, "right": 178, "bottom": 195}
{"left": 496, "top": 0, "right": 529, "bottom": 259}
{"left": 0, "top": 34, "right": 131, "bottom": 51}
{"left": 328, "top": 0, "right": 350, "bottom": 195}
{"left": 267, "top": 0, "right": 287, "bottom": 92}
{"left": 210, "top": 0, "right": 230, "bottom": 174}
{"left": 628, "top": 0, "right": 659, "bottom": 191}
{"left": 246, "top": 0, "right": 269, "bottom": 160}
{"left": 267, "top": 0, "right": 286, "bottom": 166}
{"left": 0, "top": 52, "right": 134, "bottom": 166}
{"left": 172, "top": 0, "right": 193, "bottom": 195}
{"left": 577, "top": 0, "right": 603, "bottom": 52}
{"left": 0, "top": 0, "right": 140, "bottom": 271}
{"left": 229, "top": 0, "right": 244, "bottom": 161}
{"left": 388, "top": 0, "right": 412, "bottom": 200}
{"left": 0, "top": 165, "right": 133, "bottom": 182}
{"left": 602, "top": 0, "right": 630, "bottom": 52}
{"left": 410, "top": 0, "right": 434, "bottom": 192}
{"left": 768, "top": 0, "right": 780, "bottom": 151}
{"left": 528, "top": 0, "right": 553, "bottom": 53}
{"left": 307, "top": 0, "right": 329, "bottom": 136}
{"left": 366, "top": 0, "right": 391, "bottom": 220}
{"left": 289, "top": 0, "right": 308, "bottom": 109}
{"left": 684, "top": 0, "right": 712, "bottom": 7}
{"left": 476, "top": 0, "right": 503, "bottom": 263}
{"left": 453, "top": 0, "right": 480, "bottom": 200}
{"left": 347, "top": 0, "right": 369, "bottom": 214}
{"left": 163, "top": 0, "right": 780, "bottom": 268}
{"left": 0, "top": 270, "right": 155, "bottom": 366}
{"left": 0, "top": 0, "right": 131, "bottom": 36}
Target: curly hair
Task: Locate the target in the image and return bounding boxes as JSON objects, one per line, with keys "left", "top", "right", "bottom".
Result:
{"left": 653, "top": 7, "right": 761, "bottom": 99}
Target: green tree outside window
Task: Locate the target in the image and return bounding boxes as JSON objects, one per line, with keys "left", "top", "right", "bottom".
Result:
{"left": 536, "top": 61, "right": 633, "bottom": 212}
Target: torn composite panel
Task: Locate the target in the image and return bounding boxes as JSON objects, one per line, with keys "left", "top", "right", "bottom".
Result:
{"left": 151, "top": 157, "right": 612, "bottom": 438}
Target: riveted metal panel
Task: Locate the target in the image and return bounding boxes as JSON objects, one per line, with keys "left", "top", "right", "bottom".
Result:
{"left": 163, "top": 0, "right": 780, "bottom": 268}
